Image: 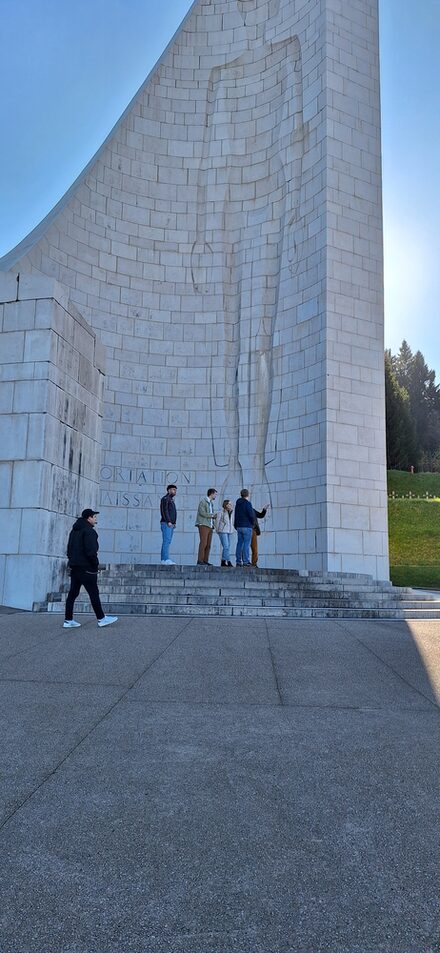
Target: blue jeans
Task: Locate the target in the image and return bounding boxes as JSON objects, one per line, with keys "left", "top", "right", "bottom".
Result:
{"left": 218, "top": 532, "right": 231, "bottom": 561}
{"left": 160, "top": 522, "right": 174, "bottom": 561}
{"left": 236, "top": 527, "right": 252, "bottom": 566}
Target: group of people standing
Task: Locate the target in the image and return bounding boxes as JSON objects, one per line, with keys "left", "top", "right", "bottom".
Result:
{"left": 160, "top": 485, "right": 269, "bottom": 568}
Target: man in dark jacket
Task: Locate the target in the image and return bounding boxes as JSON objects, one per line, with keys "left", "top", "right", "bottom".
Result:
{"left": 64, "top": 509, "right": 118, "bottom": 629}
{"left": 160, "top": 484, "right": 177, "bottom": 564}
{"left": 233, "top": 489, "right": 255, "bottom": 567}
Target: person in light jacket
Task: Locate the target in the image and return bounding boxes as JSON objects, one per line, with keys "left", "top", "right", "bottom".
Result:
{"left": 216, "top": 500, "right": 234, "bottom": 567}
{"left": 195, "top": 488, "right": 217, "bottom": 565}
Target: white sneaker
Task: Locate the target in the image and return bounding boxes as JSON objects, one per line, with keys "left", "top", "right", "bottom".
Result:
{"left": 97, "top": 615, "right": 118, "bottom": 627}
{"left": 161, "top": 559, "right": 176, "bottom": 565}
{"left": 63, "top": 620, "right": 81, "bottom": 628}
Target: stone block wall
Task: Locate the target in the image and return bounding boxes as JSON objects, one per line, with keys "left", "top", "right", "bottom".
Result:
{"left": 0, "top": 273, "right": 105, "bottom": 609}
{"left": 324, "top": 0, "right": 388, "bottom": 575}
{"left": 0, "top": 0, "right": 389, "bottom": 579}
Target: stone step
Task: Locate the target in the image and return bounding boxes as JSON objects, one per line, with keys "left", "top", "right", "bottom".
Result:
{"left": 52, "top": 596, "right": 358, "bottom": 609}
{"left": 100, "top": 564, "right": 382, "bottom": 583}
{"left": 93, "top": 577, "right": 405, "bottom": 592}
{"left": 46, "top": 593, "right": 440, "bottom": 612}
{"left": 46, "top": 600, "right": 440, "bottom": 620}
{"left": 60, "top": 583, "right": 401, "bottom": 598}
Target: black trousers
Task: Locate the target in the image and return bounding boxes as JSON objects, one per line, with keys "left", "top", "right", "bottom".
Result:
{"left": 65, "top": 568, "right": 104, "bottom": 621}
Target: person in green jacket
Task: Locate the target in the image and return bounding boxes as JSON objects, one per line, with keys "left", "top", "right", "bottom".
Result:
{"left": 195, "top": 488, "right": 218, "bottom": 565}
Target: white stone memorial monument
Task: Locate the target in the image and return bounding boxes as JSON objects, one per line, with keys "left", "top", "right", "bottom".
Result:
{"left": 0, "top": 0, "right": 389, "bottom": 609}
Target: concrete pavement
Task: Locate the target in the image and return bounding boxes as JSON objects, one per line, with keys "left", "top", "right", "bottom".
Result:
{"left": 0, "top": 611, "right": 439, "bottom": 952}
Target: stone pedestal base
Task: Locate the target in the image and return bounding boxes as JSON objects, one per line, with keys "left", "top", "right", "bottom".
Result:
{"left": 0, "top": 273, "right": 105, "bottom": 609}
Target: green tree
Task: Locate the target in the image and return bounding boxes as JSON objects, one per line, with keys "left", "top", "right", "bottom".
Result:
{"left": 385, "top": 351, "right": 418, "bottom": 469}
{"left": 392, "top": 341, "right": 440, "bottom": 461}
{"left": 392, "top": 339, "right": 413, "bottom": 389}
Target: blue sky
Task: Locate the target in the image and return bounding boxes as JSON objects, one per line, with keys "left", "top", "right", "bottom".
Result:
{"left": 0, "top": 0, "right": 439, "bottom": 375}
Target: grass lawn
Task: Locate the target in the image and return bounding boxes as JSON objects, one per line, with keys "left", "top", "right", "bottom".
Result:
{"left": 387, "top": 470, "right": 440, "bottom": 497}
{"left": 388, "top": 497, "right": 440, "bottom": 589}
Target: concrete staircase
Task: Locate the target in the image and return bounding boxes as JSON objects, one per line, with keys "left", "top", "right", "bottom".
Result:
{"left": 38, "top": 564, "right": 440, "bottom": 620}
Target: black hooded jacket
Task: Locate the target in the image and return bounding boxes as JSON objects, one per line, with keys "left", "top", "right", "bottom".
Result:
{"left": 67, "top": 517, "right": 99, "bottom": 572}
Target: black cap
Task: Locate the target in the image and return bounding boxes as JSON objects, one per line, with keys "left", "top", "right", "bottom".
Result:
{"left": 81, "top": 509, "right": 99, "bottom": 519}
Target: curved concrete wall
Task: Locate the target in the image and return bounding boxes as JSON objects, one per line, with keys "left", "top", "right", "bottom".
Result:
{"left": 0, "top": 0, "right": 389, "bottom": 578}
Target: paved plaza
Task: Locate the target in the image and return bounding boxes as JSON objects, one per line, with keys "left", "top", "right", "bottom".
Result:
{"left": 1, "top": 611, "right": 439, "bottom": 951}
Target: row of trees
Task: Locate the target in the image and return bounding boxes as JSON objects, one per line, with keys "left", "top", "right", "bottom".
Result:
{"left": 385, "top": 342, "right": 440, "bottom": 471}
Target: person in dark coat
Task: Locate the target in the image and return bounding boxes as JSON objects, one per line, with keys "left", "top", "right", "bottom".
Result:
{"left": 64, "top": 509, "right": 118, "bottom": 629}
{"left": 251, "top": 504, "right": 269, "bottom": 567}
{"left": 233, "top": 489, "right": 255, "bottom": 567}
{"left": 160, "top": 484, "right": 177, "bottom": 564}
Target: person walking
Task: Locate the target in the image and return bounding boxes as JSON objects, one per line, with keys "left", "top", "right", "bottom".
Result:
{"left": 64, "top": 509, "right": 118, "bottom": 628}
{"left": 216, "top": 500, "right": 234, "bottom": 567}
{"left": 234, "top": 489, "right": 255, "bottom": 567}
{"left": 195, "top": 488, "right": 217, "bottom": 565}
{"left": 251, "top": 504, "right": 269, "bottom": 567}
{"left": 160, "top": 484, "right": 177, "bottom": 565}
